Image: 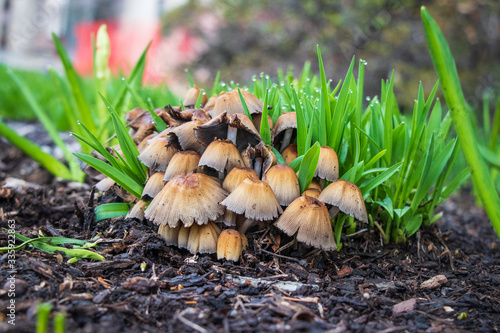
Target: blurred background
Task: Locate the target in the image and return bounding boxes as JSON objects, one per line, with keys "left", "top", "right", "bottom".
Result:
{"left": 0, "top": 0, "right": 499, "bottom": 115}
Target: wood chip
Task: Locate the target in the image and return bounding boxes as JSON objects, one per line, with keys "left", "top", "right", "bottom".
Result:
{"left": 392, "top": 298, "right": 417, "bottom": 315}
{"left": 420, "top": 275, "right": 448, "bottom": 289}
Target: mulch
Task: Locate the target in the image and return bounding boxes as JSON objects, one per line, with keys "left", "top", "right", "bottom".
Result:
{"left": 0, "top": 139, "right": 499, "bottom": 333}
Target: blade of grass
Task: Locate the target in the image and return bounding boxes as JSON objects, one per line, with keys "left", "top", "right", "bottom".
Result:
{"left": 422, "top": 6, "right": 500, "bottom": 239}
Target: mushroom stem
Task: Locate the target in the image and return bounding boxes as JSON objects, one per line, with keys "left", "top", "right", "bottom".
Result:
{"left": 238, "top": 218, "right": 256, "bottom": 234}
{"left": 223, "top": 210, "right": 237, "bottom": 226}
{"left": 280, "top": 128, "right": 294, "bottom": 152}
{"left": 329, "top": 206, "right": 340, "bottom": 219}
{"left": 218, "top": 171, "right": 225, "bottom": 180}
{"left": 319, "top": 178, "right": 326, "bottom": 189}
{"left": 254, "top": 157, "right": 263, "bottom": 179}
{"left": 227, "top": 126, "right": 238, "bottom": 145}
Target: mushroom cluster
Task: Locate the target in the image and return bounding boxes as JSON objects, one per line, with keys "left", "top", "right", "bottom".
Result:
{"left": 117, "top": 87, "right": 368, "bottom": 261}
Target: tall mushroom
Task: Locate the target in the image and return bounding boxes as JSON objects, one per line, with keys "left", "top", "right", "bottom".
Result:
{"left": 315, "top": 146, "right": 339, "bottom": 188}
{"left": 272, "top": 112, "right": 297, "bottom": 152}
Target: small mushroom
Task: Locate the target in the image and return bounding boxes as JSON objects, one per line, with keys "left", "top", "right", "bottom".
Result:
{"left": 213, "top": 90, "right": 263, "bottom": 118}
{"left": 263, "top": 164, "right": 300, "bottom": 206}
{"left": 281, "top": 144, "right": 298, "bottom": 165}
{"left": 302, "top": 188, "right": 321, "bottom": 199}
{"left": 137, "top": 133, "right": 158, "bottom": 153}
{"left": 315, "top": 146, "right": 339, "bottom": 188}
{"left": 272, "top": 112, "right": 297, "bottom": 152}
{"left": 144, "top": 172, "right": 228, "bottom": 227}
{"left": 138, "top": 137, "right": 179, "bottom": 172}
{"left": 142, "top": 172, "right": 166, "bottom": 200}
{"left": 217, "top": 229, "right": 244, "bottom": 261}
{"left": 163, "top": 151, "right": 201, "bottom": 182}
{"left": 221, "top": 166, "right": 259, "bottom": 226}
{"left": 187, "top": 222, "right": 221, "bottom": 254}
{"left": 275, "top": 195, "right": 336, "bottom": 251}
{"left": 168, "top": 120, "right": 206, "bottom": 154}
{"left": 126, "top": 200, "right": 148, "bottom": 221}
{"left": 194, "top": 111, "right": 261, "bottom": 150}
{"left": 95, "top": 177, "right": 115, "bottom": 192}
{"left": 183, "top": 87, "right": 207, "bottom": 108}
{"left": 221, "top": 176, "right": 282, "bottom": 234}
{"left": 318, "top": 180, "right": 368, "bottom": 223}
{"left": 158, "top": 224, "right": 181, "bottom": 246}
{"left": 242, "top": 142, "right": 277, "bottom": 179}
{"left": 198, "top": 139, "right": 244, "bottom": 179}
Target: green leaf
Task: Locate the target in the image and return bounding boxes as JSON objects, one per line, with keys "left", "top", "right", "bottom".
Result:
{"left": 375, "top": 197, "right": 394, "bottom": 219}
{"left": 211, "top": 71, "right": 221, "bottom": 96}
{"left": 291, "top": 86, "right": 307, "bottom": 155}
{"left": 360, "top": 162, "right": 403, "bottom": 197}
{"left": 237, "top": 88, "right": 253, "bottom": 119}
{"left": 0, "top": 118, "right": 73, "bottom": 180}
{"left": 270, "top": 146, "right": 286, "bottom": 165}
{"left": 259, "top": 88, "right": 272, "bottom": 145}
{"left": 403, "top": 214, "right": 423, "bottom": 237}
{"left": 95, "top": 203, "right": 131, "bottom": 221}
{"left": 185, "top": 68, "right": 195, "bottom": 87}
{"left": 298, "top": 142, "right": 321, "bottom": 192}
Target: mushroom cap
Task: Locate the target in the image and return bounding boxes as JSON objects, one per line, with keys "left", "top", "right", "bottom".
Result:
{"left": 142, "top": 172, "right": 166, "bottom": 200}
{"left": 263, "top": 164, "right": 300, "bottom": 206}
{"left": 242, "top": 142, "right": 277, "bottom": 175}
{"left": 204, "top": 94, "right": 217, "bottom": 111}
{"left": 281, "top": 144, "right": 298, "bottom": 165}
{"left": 144, "top": 172, "right": 228, "bottom": 227}
{"left": 178, "top": 225, "right": 190, "bottom": 249}
{"left": 168, "top": 120, "right": 206, "bottom": 154}
{"left": 126, "top": 200, "right": 148, "bottom": 220}
{"left": 187, "top": 222, "right": 221, "bottom": 254}
{"left": 302, "top": 188, "right": 321, "bottom": 199}
{"left": 318, "top": 180, "right": 368, "bottom": 223}
{"left": 194, "top": 111, "right": 261, "bottom": 152}
{"left": 308, "top": 180, "right": 322, "bottom": 191}
{"left": 221, "top": 176, "right": 283, "bottom": 221}
{"left": 274, "top": 195, "right": 336, "bottom": 251}
{"left": 213, "top": 90, "right": 263, "bottom": 118}
{"left": 137, "top": 133, "right": 157, "bottom": 153}
{"left": 222, "top": 166, "right": 259, "bottom": 193}
{"left": 272, "top": 112, "right": 297, "bottom": 143}
{"left": 217, "top": 229, "right": 243, "bottom": 261}
{"left": 165, "top": 105, "right": 211, "bottom": 124}
{"left": 163, "top": 151, "right": 201, "bottom": 182}
{"left": 314, "top": 146, "right": 339, "bottom": 182}
{"left": 184, "top": 87, "right": 207, "bottom": 108}
{"left": 198, "top": 139, "right": 244, "bottom": 174}
{"left": 158, "top": 224, "right": 181, "bottom": 246}
{"left": 138, "top": 137, "right": 179, "bottom": 171}
{"left": 95, "top": 177, "right": 115, "bottom": 192}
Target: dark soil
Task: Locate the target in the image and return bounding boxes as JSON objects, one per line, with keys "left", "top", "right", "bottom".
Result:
{"left": 0, "top": 139, "right": 499, "bottom": 333}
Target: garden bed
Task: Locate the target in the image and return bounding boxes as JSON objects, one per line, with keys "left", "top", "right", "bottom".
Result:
{"left": 1, "top": 136, "right": 499, "bottom": 332}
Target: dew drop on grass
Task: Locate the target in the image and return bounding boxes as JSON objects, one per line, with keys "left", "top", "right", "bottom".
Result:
{"left": 265, "top": 75, "right": 270, "bottom": 80}
{"left": 230, "top": 80, "right": 235, "bottom": 84}
{"left": 260, "top": 72, "right": 265, "bottom": 78}
{"left": 121, "top": 77, "right": 125, "bottom": 81}
{"left": 221, "top": 82, "right": 226, "bottom": 87}
{"left": 366, "top": 97, "right": 371, "bottom": 101}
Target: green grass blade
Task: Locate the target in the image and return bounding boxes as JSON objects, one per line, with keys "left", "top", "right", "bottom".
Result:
{"left": 298, "top": 142, "right": 321, "bottom": 192}
{"left": 122, "top": 80, "right": 167, "bottom": 131}
{"left": 0, "top": 118, "right": 73, "bottom": 180}
{"left": 360, "top": 162, "right": 403, "bottom": 197}
{"left": 422, "top": 6, "right": 500, "bottom": 239}
{"left": 185, "top": 68, "right": 195, "bottom": 87}
{"left": 259, "top": 88, "right": 272, "bottom": 145}
{"left": 317, "top": 45, "right": 331, "bottom": 132}
{"left": 211, "top": 71, "right": 221, "bottom": 96}
{"left": 95, "top": 203, "right": 131, "bottom": 221}
{"left": 52, "top": 33, "right": 95, "bottom": 132}
{"left": 291, "top": 86, "right": 307, "bottom": 155}
{"left": 6, "top": 70, "right": 84, "bottom": 182}
{"left": 74, "top": 153, "right": 143, "bottom": 198}
{"left": 237, "top": 88, "right": 253, "bottom": 119}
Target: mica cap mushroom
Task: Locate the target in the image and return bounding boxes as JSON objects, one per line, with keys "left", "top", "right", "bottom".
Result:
{"left": 144, "top": 172, "right": 228, "bottom": 227}
{"left": 318, "top": 180, "right": 368, "bottom": 223}
{"left": 263, "top": 164, "right": 300, "bottom": 206}
{"left": 217, "top": 229, "right": 244, "bottom": 261}
{"left": 275, "top": 195, "right": 336, "bottom": 251}
{"left": 213, "top": 90, "right": 263, "bottom": 118}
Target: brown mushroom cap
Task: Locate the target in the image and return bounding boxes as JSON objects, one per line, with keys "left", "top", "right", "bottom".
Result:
{"left": 95, "top": 177, "right": 115, "bottom": 192}
{"left": 252, "top": 113, "right": 274, "bottom": 133}
{"left": 138, "top": 137, "right": 179, "bottom": 171}
{"left": 217, "top": 229, "right": 244, "bottom": 261}
{"left": 126, "top": 200, "right": 148, "bottom": 220}
{"left": 137, "top": 133, "right": 158, "bottom": 153}
{"left": 158, "top": 224, "right": 181, "bottom": 246}
{"left": 194, "top": 111, "right": 261, "bottom": 152}
{"left": 318, "top": 180, "right": 368, "bottom": 223}
{"left": 272, "top": 112, "right": 297, "bottom": 143}
{"left": 221, "top": 176, "right": 283, "bottom": 221}
{"left": 308, "top": 180, "right": 322, "bottom": 191}
{"left": 165, "top": 105, "right": 211, "bottom": 124}
{"left": 302, "top": 188, "right": 321, "bottom": 199}
{"left": 144, "top": 172, "right": 228, "bottom": 227}
{"left": 184, "top": 87, "right": 207, "bottom": 108}
{"left": 198, "top": 139, "right": 244, "bottom": 175}
{"left": 187, "top": 222, "right": 221, "bottom": 254}
{"left": 177, "top": 225, "right": 191, "bottom": 249}
{"left": 204, "top": 94, "right": 217, "bottom": 111}
{"left": 168, "top": 120, "right": 206, "bottom": 154}
{"left": 222, "top": 166, "right": 259, "bottom": 193}
{"left": 281, "top": 144, "right": 298, "bottom": 165}
{"left": 314, "top": 146, "right": 339, "bottom": 182}
{"left": 274, "top": 195, "right": 336, "bottom": 251}
{"left": 163, "top": 151, "right": 201, "bottom": 182}
{"left": 263, "top": 164, "right": 300, "bottom": 206}
{"left": 213, "top": 90, "right": 263, "bottom": 118}
{"left": 142, "top": 172, "right": 166, "bottom": 200}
